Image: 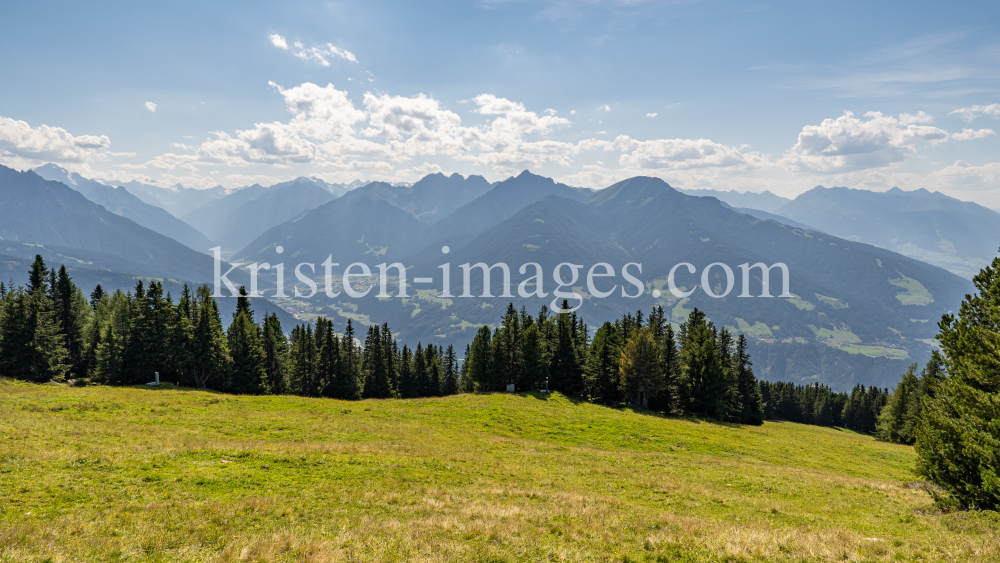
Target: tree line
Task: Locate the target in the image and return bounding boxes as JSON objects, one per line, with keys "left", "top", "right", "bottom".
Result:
{"left": 465, "top": 302, "right": 766, "bottom": 424}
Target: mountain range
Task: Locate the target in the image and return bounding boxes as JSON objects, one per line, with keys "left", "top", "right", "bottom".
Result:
{"left": 227, "top": 172, "right": 974, "bottom": 389}
{"left": 773, "top": 186, "right": 1000, "bottom": 279}
{"left": 0, "top": 165, "right": 242, "bottom": 285}
{"left": 33, "top": 164, "right": 213, "bottom": 252}
{"left": 678, "top": 188, "right": 791, "bottom": 213}
{"left": 5, "top": 162, "right": 994, "bottom": 390}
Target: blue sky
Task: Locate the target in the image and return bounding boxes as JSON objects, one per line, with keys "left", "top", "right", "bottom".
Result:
{"left": 1, "top": 0, "right": 999, "bottom": 205}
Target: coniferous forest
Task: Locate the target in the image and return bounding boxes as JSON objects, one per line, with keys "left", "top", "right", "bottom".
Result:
{"left": 1, "top": 254, "right": 891, "bottom": 429}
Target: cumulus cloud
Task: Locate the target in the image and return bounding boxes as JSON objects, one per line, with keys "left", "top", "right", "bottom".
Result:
{"left": 145, "top": 102, "right": 157, "bottom": 113}
{"left": 783, "top": 111, "right": 949, "bottom": 174}
{"left": 948, "top": 104, "right": 1000, "bottom": 122}
{"left": 951, "top": 128, "right": 996, "bottom": 141}
{"left": 646, "top": 113, "right": 657, "bottom": 118}
{"left": 268, "top": 34, "right": 288, "bottom": 50}
{"left": 614, "top": 135, "right": 768, "bottom": 171}
{"left": 0, "top": 116, "right": 111, "bottom": 165}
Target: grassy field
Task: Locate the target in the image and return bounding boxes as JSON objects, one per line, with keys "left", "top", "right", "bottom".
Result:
{"left": 1, "top": 379, "right": 998, "bottom": 562}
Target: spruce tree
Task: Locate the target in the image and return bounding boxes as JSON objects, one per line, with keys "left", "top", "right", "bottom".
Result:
{"left": 549, "top": 300, "right": 583, "bottom": 395}
{"left": 339, "top": 319, "right": 363, "bottom": 399}
{"left": 192, "top": 285, "right": 229, "bottom": 389}
{"left": 226, "top": 287, "right": 267, "bottom": 394}
{"left": 261, "top": 313, "right": 289, "bottom": 394}
{"left": 735, "top": 334, "right": 764, "bottom": 425}
{"left": 677, "top": 309, "right": 726, "bottom": 418}
{"left": 399, "top": 344, "right": 415, "bottom": 398}
{"left": 427, "top": 344, "right": 441, "bottom": 396}
{"left": 466, "top": 326, "right": 493, "bottom": 392}
{"left": 916, "top": 253, "right": 1000, "bottom": 509}
{"left": 520, "top": 322, "right": 546, "bottom": 392}
{"left": 585, "top": 322, "right": 620, "bottom": 404}
{"left": 442, "top": 344, "right": 458, "bottom": 395}
{"left": 619, "top": 326, "right": 663, "bottom": 408}
{"left": 413, "top": 342, "right": 428, "bottom": 396}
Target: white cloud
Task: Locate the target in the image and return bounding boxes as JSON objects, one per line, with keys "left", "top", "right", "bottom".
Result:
{"left": 948, "top": 104, "right": 1000, "bottom": 122}
{"left": 291, "top": 41, "right": 357, "bottom": 65}
{"left": 951, "top": 128, "right": 996, "bottom": 141}
{"left": 614, "top": 135, "right": 768, "bottom": 171}
{"left": 646, "top": 112, "right": 657, "bottom": 118}
{"left": 783, "top": 111, "right": 949, "bottom": 174}
{"left": 600, "top": 104, "right": 611, "bottom": 112}
{"left": 268, "top": 34, "right": 288, "bottom": 50}
{"left": 0, "top": 116, "right": 111, "bottom": 165}
{"left": 898, "top": 111, "right": 932, "bottom": 125}
{"left": 145, "top": 101, "right": 157, "bottom": 113}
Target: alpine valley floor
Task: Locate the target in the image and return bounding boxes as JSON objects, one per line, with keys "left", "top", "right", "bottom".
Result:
{"left": 0, "top": 379, "right": 997, "bottom": 562}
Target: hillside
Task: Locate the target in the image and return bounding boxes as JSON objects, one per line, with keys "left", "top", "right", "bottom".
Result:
{"left": 0, "top": 165, "right": 241, "bottom": 285}
{"left": 775, "top": 186, "right": 1000, "bottom": 278}
{"left": 297, "top": 176, "right": 971, "bottom": 389}
{"left": 32, "top": 164, "right": 213, "bottom": 252}
{"left": 1, "top": 381, "right": 995, "bottom": 562}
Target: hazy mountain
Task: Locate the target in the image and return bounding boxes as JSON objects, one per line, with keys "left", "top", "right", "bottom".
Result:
{"left": 234, "top": 181, "right": 430, "bottom": 265}
{"left": 182, "top": 177, "right": 352, "bottom": 245}
{"left": 422, "top": 170, "right": 593, "bottom": 251}
{"left": 216, "top": 179, "right": 341, "bottom": 251}
{"left": 775, "top": 186, "right": 1000, "bottom": 278}
{"left": 33, "top": 164, "right": 213, "bottom": 252}
{"left": 181, "top": 184, "right": 269, "bottom": 241}
{"left": 0, "top": 165, "right": 241, "bottom": 285}
{"left": 677, "top": 188, "right": 791, "bottom": 213}
{"left": 357, "top": 172, "right": 493, "bottom": 224}
{"left": 113, "top": 180, "right": 228, "bottom": 218}
{"left": 722, "top": 204, "right": 822, "bottom": 232}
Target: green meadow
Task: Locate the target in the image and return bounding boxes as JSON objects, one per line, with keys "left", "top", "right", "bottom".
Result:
{"left": 1, "top": 379, "right": 997, "bottom": 562}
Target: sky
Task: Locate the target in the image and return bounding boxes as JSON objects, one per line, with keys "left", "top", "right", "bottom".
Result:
{"left": 1, "top": 0, "right": 999, "bottom": 206}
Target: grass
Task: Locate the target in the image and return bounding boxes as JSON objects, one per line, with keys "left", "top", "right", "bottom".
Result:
{"left": 889, "top": 275, "right": 934, "bottom": 306}
{"left": 1, "top": 380, "right": 998, "bottom": 562}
